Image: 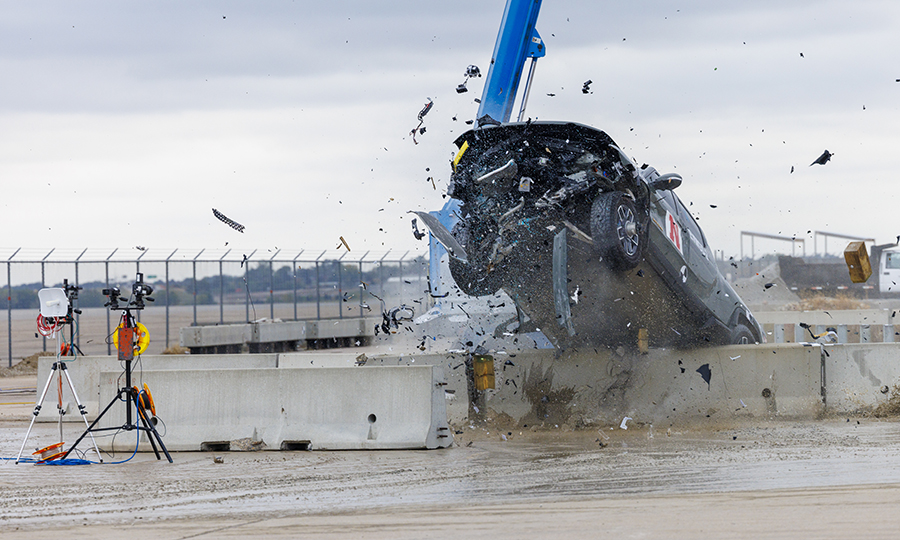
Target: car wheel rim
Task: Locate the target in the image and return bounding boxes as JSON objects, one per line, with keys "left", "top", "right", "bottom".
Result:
{"left": 616, "top": 204, "right": 639, "bottom": 256}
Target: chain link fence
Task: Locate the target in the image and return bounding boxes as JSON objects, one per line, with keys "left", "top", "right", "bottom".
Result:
{"left": 2, "top": 248, "right": 429, "bottom": 366}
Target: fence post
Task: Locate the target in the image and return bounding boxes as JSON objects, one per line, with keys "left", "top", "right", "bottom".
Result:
{"left": 292, "top": 251, "right": 304, "bottom": 321}
{"left": 269, "top": 249, "right": 280, "bottom": 321}
{"left": 105, "top": 248, "right": 117, "bottom": 356}
{"left": 75, "top": 248, "right": 87, "bottom": 349}
{"left": 338, "top": 258, "right": 343, "bottom": 320}
{"left": 192, "top": 249, "right": 205, "bottom": 326}
{"left": 40, "top": 248, "right": 54, "bottom": 353}
{"left": 358, "top": 251, "right": 369, "bottom": 318}
{"left": 165, "top": 249, "right": 177, "bottom": 348}
{"left": 219, "top": 249, "right": 230, "bottom": 324}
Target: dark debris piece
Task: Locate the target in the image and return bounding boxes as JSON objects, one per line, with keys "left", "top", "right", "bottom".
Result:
{"left": 410, "top": 99, "right": 433, "bottom": 145}
{"left": 411, "top": 218, "right": 426, "bottom": 240}
{"left": 456, "top": 65, "right": 482, "bottom": 93}
{"left": 696, "top": 363, "right": 712, "bottom": 389}
{"left": 581, "top": 80, "right": 592, "bottom": 94}
{"left": 810, "top": 149, "right": 833, "bottom": 166}
{"left": 212, "top": 208, "right": 245, "bottom": 233}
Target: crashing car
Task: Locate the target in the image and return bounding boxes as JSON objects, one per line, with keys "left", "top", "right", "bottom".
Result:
{"left": 437, "top": 121, "right": 764, "bottom": 349}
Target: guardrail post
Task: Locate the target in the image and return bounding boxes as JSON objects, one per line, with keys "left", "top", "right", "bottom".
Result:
{"left": 774, "top": 324, "right": 785, "bottom": 343}
{"left": 837, "top": 324, "right": 848, "bottom": 343}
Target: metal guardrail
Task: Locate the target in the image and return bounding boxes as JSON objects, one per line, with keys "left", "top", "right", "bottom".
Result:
{"left": 2, "top": 248, "right": 428, "bottom": 366}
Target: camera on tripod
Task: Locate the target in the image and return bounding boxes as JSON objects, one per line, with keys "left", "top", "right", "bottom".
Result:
{"left": 103, "top": 273, "right": 154, "bottom": 310}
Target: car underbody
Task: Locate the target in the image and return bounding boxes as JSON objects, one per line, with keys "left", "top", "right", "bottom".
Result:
{"left": 441, "top": 121, "right": 762, "bottom": 349}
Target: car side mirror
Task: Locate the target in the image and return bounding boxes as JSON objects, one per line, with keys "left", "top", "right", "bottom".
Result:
{"left": 649, "top": 173, "right": 683, "bottom": 191}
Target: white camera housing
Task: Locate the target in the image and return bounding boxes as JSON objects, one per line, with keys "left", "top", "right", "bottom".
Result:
{"left": 38, "top": 288, "right": 69, "bottom": 317}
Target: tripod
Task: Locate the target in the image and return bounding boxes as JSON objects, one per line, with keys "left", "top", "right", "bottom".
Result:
{"left": 16, "top": 298, "right": 102, "bottom": 464}
{"left": 63, "top": 275, "right": 172, "bottom": 462}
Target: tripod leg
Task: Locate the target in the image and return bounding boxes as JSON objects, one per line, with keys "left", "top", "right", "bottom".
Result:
{"left": 62, "top": 387, "right": 127, "bottom": 460}
{"left": 136, "top": 404, "right": 161, "bottom": 459}
{"left": 16, "top": 364, "right": 58, "bottom": 463}
{"left": 61, "top": 366, "right": 103, "bottom": 463}
{"left": 137, "top": 403, "right": 172, "bottom": 463}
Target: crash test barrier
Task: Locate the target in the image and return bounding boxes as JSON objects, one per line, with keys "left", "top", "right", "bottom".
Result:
{"left": 32, "top": 341, "right": 900, "bottom": 451}
{"left": 356, "top": 343, "right": 900, "bottom": 426}
{"left": 756, "top": 309, "right": 898, "bottom": 344}
{"left": 179, "top": 317, "right": 377, "bottom": 354}
{"left": 35, "top": 354, "right": 451, "bottom": 451}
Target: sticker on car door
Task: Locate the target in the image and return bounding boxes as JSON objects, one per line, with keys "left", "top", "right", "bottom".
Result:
{"left": 665, "top": 211, "right": 682, "bottom": 255}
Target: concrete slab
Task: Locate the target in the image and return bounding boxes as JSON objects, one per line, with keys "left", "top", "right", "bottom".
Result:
{"left": 94, "top": 365, "right": 452, "bottom": 452}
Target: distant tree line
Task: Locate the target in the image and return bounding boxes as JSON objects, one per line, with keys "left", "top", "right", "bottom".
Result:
{"left": 4, "top": 259, "right": 425, "bottom": 310}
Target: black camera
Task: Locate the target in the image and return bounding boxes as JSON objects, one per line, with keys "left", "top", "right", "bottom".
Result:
{"left": 131, "top": 273, "right": 154, "bottom": 308}
{"left": 103, "top": 286, "right": 123, "bottom": 309}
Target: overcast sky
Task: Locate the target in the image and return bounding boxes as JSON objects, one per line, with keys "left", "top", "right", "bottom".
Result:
{"left": 1, "top": 0, "right": 898, "bottom": 262}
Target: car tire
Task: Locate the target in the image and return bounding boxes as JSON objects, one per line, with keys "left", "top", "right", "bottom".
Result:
{"left": 448, "top": 220, "right": 502, "bottom": 297}
{"left": 730, "top": 324, "right": 755, "bottom": 344}
{"left": 591, "top": 191, "right": 644, "bottom": 270}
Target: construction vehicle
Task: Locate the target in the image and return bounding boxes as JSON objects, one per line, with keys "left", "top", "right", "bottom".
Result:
{"left": 417, "top": 0, "right": 764, "bottom": 349}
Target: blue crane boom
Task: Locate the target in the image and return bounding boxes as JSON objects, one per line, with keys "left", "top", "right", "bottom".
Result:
{"left": 421, "top": 0, "right": 545, "bottom": 299}
{"left": 477, "top": 0, "right": 546, "bottom": 125}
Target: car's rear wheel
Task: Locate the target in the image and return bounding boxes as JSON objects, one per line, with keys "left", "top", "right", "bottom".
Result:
{"left": 591, "top": 191, "right": 644, "bottom": 270}
{"left": 730, "top": 324, "right": 755, "bottom": 344}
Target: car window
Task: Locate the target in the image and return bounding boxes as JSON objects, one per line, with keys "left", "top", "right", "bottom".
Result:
{"left": 659, "top": 190, "right": 678, "bottom": 213}
{"left": 673, "top": 194, "right": 706, "bottom": 248}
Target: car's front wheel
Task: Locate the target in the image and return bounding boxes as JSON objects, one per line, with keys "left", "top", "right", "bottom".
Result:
{"left": 730, "top": 324, "right": 755, "bottom": 344}
{"left": 591, "top": 191, "right": 644, "bottom": 270}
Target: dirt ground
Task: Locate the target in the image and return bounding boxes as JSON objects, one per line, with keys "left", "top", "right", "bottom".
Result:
{"left": 4, "top": 366, "right": 900, "bottom": 539}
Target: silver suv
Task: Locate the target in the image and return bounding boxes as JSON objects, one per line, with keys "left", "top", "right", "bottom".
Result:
{"left": 437, "top": 121, "right": 764, "bottom": 349}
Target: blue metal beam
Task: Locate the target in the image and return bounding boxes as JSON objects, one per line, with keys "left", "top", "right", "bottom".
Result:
{"left": 477, "top": 0, "right": 545, "bottom": 125}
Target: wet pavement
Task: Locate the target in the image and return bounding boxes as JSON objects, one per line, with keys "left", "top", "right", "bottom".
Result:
{"left": 3, "top": 415, "right": 900, "bottom": 534}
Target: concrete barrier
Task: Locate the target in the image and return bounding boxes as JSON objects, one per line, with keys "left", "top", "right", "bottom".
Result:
{"left": 362, "top": 346, "right": 826, "bottom": 426}
{"left": 823, "top": 343, "right": 900, "bottom": 414}
{"left": 95, "top": 365, "right": 452, "bottom": 452}
{"left": 180, "top": 318, "right": 378, "bottom": 353}
{"left": 36, "top": 355, "right": 278, "bottom": 422}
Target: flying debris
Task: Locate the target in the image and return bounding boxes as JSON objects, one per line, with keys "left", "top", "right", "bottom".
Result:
{"left": 135, "top": 246, "right": 146, "bottom": 251}
{"left": 212, "top": 208, "right": 245, "bottom": 233}
{"left": 338, "top": 236, "right": 351, "bottom": 251}
{"left": 412, "top": 218, "right": 427, "bottom": 240}
{"left": 581, "top": 80, "right": 592, "bottom": 94}
{"left": 456, "top": 65, "right": 482, "bottom": 93}
{"left": 696, "top": 363, "right": 712, "bottom": 389}
{"left": 810, "top": 150, "right": 833, "bottom": 166}
{"left": 410, "top": 98, "right": 433, "bottom": 145}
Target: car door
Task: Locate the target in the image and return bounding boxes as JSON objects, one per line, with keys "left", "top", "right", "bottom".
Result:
{"left": 671, "top": 194, "right": 717, "bottom": 296}
{"left": 648, "top": 188, "right": 689, "bottom": 282}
